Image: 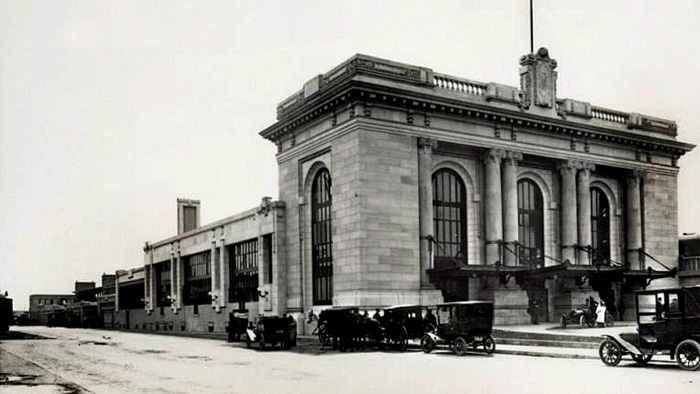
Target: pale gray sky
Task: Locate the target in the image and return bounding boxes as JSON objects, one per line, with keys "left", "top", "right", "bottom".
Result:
{"left": 2, "top": 0, "right": 698, "bottom": 310}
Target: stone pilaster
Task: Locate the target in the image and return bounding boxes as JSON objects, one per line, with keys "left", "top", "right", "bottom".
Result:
{"left": 175, "top": 250, "right": 183, "bottom": 312}
{"left": 484, "top": 149, "right": 505, "bottom": 265}
{"left": 169, "top": 252, "right": 176, "bottom": 312}
{"left": 219, "top": 236, "right": 226, "bottom": 310}
{"left": 210, "top": 236, "right": 218, "bottom": 309}
{"left": 626, "top": 170, "right": 643, "bottom": 270}
{"left": 577, "top": 162, "right": 595, "bottom": 264}
{"left": 557, "top": 160, "right": 579, "bottom": 264}
{"left": 418, "top": 138, "right": 437, "bottom": 287}
{"left": 502, "top": 151, "right": 522, "bottom": 266}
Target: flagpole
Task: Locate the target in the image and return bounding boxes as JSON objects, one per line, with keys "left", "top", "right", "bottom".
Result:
{"left": 530, "top": 0, "right": 534, "bottom": 53}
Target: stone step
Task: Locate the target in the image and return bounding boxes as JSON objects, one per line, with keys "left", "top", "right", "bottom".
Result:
{"left": 493, "top": 337, "right": 598, "bottom": 349}
{"left": 492, "top": 328, "right": 601, "bottom": 344}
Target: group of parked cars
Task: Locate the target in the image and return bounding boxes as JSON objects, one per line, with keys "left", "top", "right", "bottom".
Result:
{"left": 227, "top": 285, "right": 700, "bottom": 371}
{"left": 230, "top": 301, "right": 496, "bottom": 357}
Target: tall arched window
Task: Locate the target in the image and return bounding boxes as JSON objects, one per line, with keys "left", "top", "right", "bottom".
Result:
{"left": 311, "top": 169, "right": 332, "bottom": 305}
{"left": 590, "top": 187, "right": 610, "bottom": 265}
{"left": 517, "top": 179, "right": 544, "bottom": 266}
{"left": 432, "top": 169, "right": 467, "bottom": 268}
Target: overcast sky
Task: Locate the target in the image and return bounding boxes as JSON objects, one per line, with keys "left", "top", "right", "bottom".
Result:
{"left": 2, "top": 0, "right": 699, "bottom": 310}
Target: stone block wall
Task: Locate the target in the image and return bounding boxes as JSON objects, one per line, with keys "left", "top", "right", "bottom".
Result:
{"left": 643, "top": 172, "right": 679, "bottom": 289}
{"left": 355, "top": 129, "right": 421, "bottom": 301}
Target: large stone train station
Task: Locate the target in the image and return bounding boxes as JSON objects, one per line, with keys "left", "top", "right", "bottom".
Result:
{"left": 108, "top": 49, "right": 695, "bottom": 333}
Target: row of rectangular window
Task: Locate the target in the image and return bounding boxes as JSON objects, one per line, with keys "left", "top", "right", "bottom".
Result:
{"left": 150, "top": 236, "right": 273, "bottom": 307}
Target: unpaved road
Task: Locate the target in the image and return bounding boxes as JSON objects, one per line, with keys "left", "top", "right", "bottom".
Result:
{"left": 0, "top": 326, "right": 697, "bottom": 394}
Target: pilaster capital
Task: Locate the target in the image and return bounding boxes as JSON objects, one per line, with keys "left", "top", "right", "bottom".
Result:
{"left": 556, "top": 159, "right": 579, "bottom": 176}
{"left": 418, "top": 137, "right": 438, "bottom": 152}
{"left": 483, "top": 148, "right": 506, "bottom": 164}
{"left": 503, "top": 150, "right": 523, "bottom": 166}
{"left": 626, "top": 169, "right": 643, "bottom": 187}
{"left": 578, "top": 161, "right": 595, "bottom": 175}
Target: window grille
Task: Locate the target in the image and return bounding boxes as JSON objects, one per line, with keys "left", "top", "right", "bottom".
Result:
{"left": 312, "top": 169, "right": 333, "bottom": 305}
{"left": 517, "top": 179, "right": 544, "bottom": 266}
{"left": 184, "top": 250, "right": 211, "bottom": 305}
{"left": 228, "top": 238, "right": 259, "bottom": 305}
{"left": 590, "top": 187, "right": 611, "bottom": 264}
{"left": 432, "top": 169, "right": 467, "bottom": 268}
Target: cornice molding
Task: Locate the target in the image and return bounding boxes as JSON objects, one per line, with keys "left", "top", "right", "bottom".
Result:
{"left": 261, "top": 83, "right": 693, "bottom": 159}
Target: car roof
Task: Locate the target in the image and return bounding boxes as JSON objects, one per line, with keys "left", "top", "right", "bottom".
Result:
{"left": 437, "top": 301, "right": 493, "bottom": 307}
{"left": 383, "top": 304, "right": 424, "bottom": 310}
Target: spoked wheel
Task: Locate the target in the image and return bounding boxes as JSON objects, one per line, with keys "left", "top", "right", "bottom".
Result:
{"left": 675, "top": 339, "right": 700, "bottom": 371}
{"left": 604, "top": 311, "right": 615, "bottom": 327}
{"left": 586, "top": 315, "right": 596, "bottom": 328}
{"left": 599, "top": 339, "right": 622, "bottom": 366}
{"left": 631, "top": 353, "right": 653, "bottom": 365}
{"left": 317, "top": 324, "right": 328, "bottom": 345}
{"left": 483, "top": 335, "right": 496, "bottom": 354}
{"left": 392, "top": 326, "right": 408, "bottom": 352}
{"left": 453, "top": 336, "right": 468, "bottom": 356}
{"left": 420, "top": 335, "right": 436, "bottom": 354}
{"left": 579, "top": 315, "right": 586, "bottom": 328}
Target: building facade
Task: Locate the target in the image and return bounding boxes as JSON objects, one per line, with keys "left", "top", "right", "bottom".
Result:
{"left": 133, "top": 49, "right": 693, "bottom": 332}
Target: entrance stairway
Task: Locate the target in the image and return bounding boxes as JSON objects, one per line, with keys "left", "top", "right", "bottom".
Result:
{"left": 489, "top": 323, "right": 637, "bottom": 359}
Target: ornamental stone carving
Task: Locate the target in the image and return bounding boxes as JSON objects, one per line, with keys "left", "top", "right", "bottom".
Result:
{"left": 520, "top": 47, "right": 558, "bottom": 109}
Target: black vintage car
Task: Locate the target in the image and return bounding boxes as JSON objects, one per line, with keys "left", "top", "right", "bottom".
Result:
{"left": 420, "top": 301, "right": 495, "bottom": 356}
{"left": 316, "top": 307, "right": 375, "bottom": 351}
{"left": 381, "top": 305, "right": 436, "bottom": 351}
{"left": 599, "top": 285, "right": 700, "bottom": 370}
{"left": 246, "top": 316, "right": 297, "bottom": 350}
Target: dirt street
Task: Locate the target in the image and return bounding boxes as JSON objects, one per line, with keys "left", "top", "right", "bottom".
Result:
{"left": 1, "top": 326, "right": 697, "bottom": 394}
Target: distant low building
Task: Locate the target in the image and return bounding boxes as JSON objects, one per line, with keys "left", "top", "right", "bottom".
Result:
{"left": 28, "top": 294, "right": 75, "bottom": 325}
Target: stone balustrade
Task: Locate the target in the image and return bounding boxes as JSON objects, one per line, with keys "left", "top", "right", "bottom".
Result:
{"left": 680, "top": 256, "right": 700, "bottom": 272}
{"left": 591, "top": 106, "right": 628, "bottom": 124}
{"left": 433, "top": 73, "right": 486, "bottom": 96}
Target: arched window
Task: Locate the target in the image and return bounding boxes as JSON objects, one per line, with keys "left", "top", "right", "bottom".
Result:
{"left": 590, "top": 187, "right": 610, "bottom": 265}
{"left": 432, "top": 169, "right": 467, "bottom": 268}
{"left": 311, "top": 169, "right": 332, "bottom": 305}
{"left": 517, "top": 179, "right": 544, "bottom": 266}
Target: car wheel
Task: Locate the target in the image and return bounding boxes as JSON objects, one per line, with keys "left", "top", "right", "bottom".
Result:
{"left": 453, "top": 336, "right": 468, "bottom": 356}
{"left": 420, "top": 335, "right": 436, "bottom": 354}
{"left": 483, "top": 335, "right": 496, "bottom": 354}
{"left": 675, "top": 339, "right": 700, "bottom": 371}
{"left": 605, "top": 311, "right": 615, "bottom": 327}
{"left": 393, "top": 326, "right": 408, "bottom": 352}
{"left": 579, "top": 315, "right": 586, "bottom": 327}
{"left": 631, "top": 353, "right": 652, "bottom": 365}
{"left": 599, "top": 339, "right": 622, "bottom": 366}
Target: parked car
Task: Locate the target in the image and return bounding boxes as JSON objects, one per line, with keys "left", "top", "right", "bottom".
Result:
{"left": 598, "top": 285, "right": 700, "bottom": 370}
{"left": 246, "top": 315, "right": 297, "bottom": 350}
{"left": 420, "top": 301, "right": 495, "bottom": 356}
{"left": 381, "top": 305, "right": 436, "bottom": 351}
{"left": 561, "top": 296, "right": 614, "bottom": 328}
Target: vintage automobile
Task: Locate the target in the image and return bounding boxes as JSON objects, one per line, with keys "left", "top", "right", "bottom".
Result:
{"left": 420, "top": 301, "right": 496, "bottom": 356}
{"left": 598, "top": 285, "right": 700, "bottom": 371}
{"left": 227, "top": 311, "right": 249, "bottom": 342}
{"left": 381, "top": 305, "right": 437, "bottom": 351}
{"left": 246, "top": 315, "right": 297, "bottom": 350}
{"left": 316, "top": 307, "right": 380, "bottom": 351}
{"left": 561, "top": 296, "right": 614, "bottom": 328}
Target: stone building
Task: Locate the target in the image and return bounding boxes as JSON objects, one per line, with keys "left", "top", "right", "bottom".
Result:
{"left": 130, "top": 49, "right": 693, "bottom": 332}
